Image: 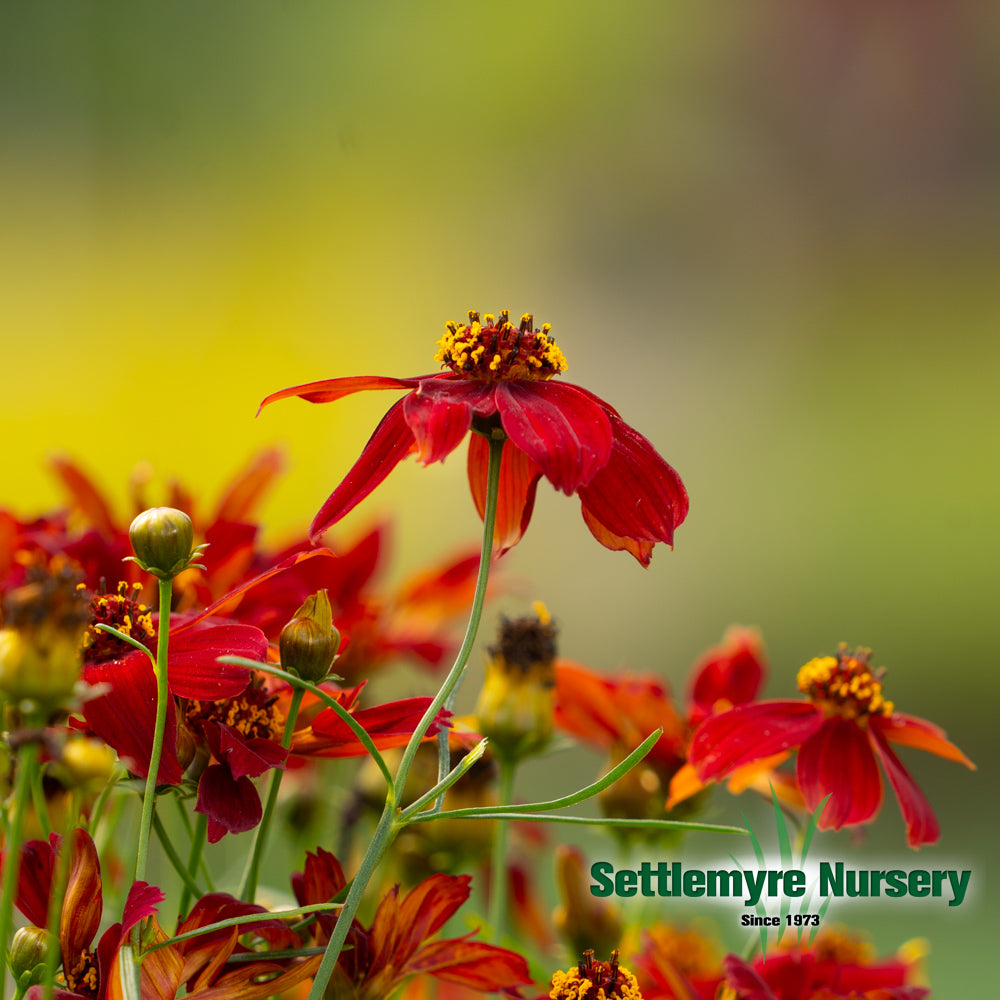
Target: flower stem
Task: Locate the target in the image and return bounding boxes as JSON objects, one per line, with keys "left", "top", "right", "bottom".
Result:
{"left": 134, "top": 576, "right": 173, "bottom": 889}
{"left": 178, "top": 812, "right": 209, "bottom": 921}
{"left": 241, "top": 685, "right": 305, "bottom": 903}
{"left": 304, "top": 431, "right": 505, "bottom": 1000}
{"left": 0, "top": 738, "right": 41, "bottom": 1000}
{"left": 487, "top": 757, "right": 516, "bottom": 940}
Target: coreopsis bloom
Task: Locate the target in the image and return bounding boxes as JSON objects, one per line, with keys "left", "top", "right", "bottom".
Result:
{"left": 549, "top": 950, "right": 643, "bottom": 1000}
{"left": 631, "top": 924, "right": 723, "bottom": 1000}
{"left": 688, "top": 644, "right": 975, "bottom": 848}
{"left": 9, "top": 829, "right": 176, "bottom": 1000}
{"left": 291, "top": 848, "right": 533, "bottom": 999}
{"left": 720, "top": 928, "right": 929, "bottom": 999}
{"left": 258, "top": 310, "right": 688, "bottom": 565}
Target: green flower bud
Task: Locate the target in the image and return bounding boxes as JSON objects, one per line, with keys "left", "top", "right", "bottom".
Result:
{"left": 279, "top": 590, "right": 340, "bottom": 683}
{"left": 128, "top": 507, "right": 195, "bottom": 579}
{"left": 9, "top": 926, "right": 50, "bottom": 982}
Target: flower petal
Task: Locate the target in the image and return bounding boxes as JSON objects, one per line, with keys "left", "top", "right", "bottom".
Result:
{"left": 878, "top": 712, "right": 975, "bottom": 769}
{"left": 13, "top": 839, "right": 55, "bottom": 927}
{"left": 869, "top": 719, "right": 941, "bottom": 848}
{"left": 796, "top": 717, "right": 883, "bottom": 829}
{"left": 82, "top": 656, "right": 184, "bottom": 784}
{"left": 580, "top": 506, "right": 655, "bottom": 566}
{"left": 689, "top": 701, "right": 824, "bottom": 782}
{"left": 403, "top": 380, "right": 496, "bottom": 466}
{"left": 300, "top": 697, "right": 449, "bottom": 757}
{"left": 211, "top": 448, "right": 285, "bottom": 524}
{"left": 406, "top": 937, "right": 534, "bottom": 991}
{"left": 721, "top": 955, "right": 780, "bottom": 1000}
{"left": 495, "top": 381, "right": 612, "bottom": 494}
{"left": 577, "top": 410, "right": 688, "bottom": 548}
{"left": 467, "top": 435, "right": 542, "bottom": 555}
{"left": 61, "top": 829, "right": 104, "bottom": 963}
{"left": 257, "top": 374, "right": 423, "bottom": 414}
{"left": 195, "top": 764, "right": 263, "bottom": 843}
{"left": 688, "top": 626, "right": 766, "bottom": 724}
{"left": 309, "top": 398, "right": 417, "bottom": 541}
{"left": 167, "top": 624, "right": 266, "bottom": 700}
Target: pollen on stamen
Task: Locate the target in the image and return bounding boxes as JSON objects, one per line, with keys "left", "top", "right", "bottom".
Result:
{"left": 796, "top": 645, "right": 894, "bottom": 720}
{"left": 435, "top": 309, "right": 568, "bottom": 382}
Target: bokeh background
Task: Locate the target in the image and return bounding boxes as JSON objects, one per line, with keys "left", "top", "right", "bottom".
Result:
{"left": 2, "top": 1, "right": 996, "bottom": 992}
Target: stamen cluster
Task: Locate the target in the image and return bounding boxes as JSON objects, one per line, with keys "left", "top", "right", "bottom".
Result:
{"left": 184, "top": 684, "right": 281, "bottom": 741}
{"left": 549, "top": 950, "right": 643, "bottom": 1000}
{"left": 435, "top": 310, "right": 567, "bottom": 381}
{"left": 796, "top": 645, "right": 893, "bottom": 720}
{"left": 82, "top": 581, "right": 155, "bottom": 664}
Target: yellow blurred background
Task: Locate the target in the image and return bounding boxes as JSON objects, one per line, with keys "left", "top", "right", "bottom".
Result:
{"left": 2, "top": 1, "right": 996, "bottom": 991}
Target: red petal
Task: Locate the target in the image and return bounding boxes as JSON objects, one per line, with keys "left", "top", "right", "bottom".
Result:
{"left": 403, "top": 380, "right": 494, "bottom": 465}
{"left": 257, "top": 374, "right": 423, "bottom": 414}
{"left": 50, "top": 457, "right": 118, "bottom": 537}
{"left": 878, "top": 712, "right": 975, "bottom": 768}
{"left": 304, "top": 697, "right": 448, "bottom": 756}
{"left": 580, "top": 506, "right": 654, "bottom": 566}
{"left": 61, "top": 829, "right": 104, "bottom": 962}
{"left": 467, "top": 436, "right": 541, "bottom": 555}
{"left": 167, "top": 624, "right": 265, "bottom": 700}
{"left": 578, "top": 410, "right": 689, "bottom": 548}
{"left": 309, "top": 398, "right": 417, "bottom": 541}
{"left": 213, "top": 724, "right": 287, "bottom": 780}
{"left": 211, "top": 448, "right": 284, "bottom": 524}
{"left": 13, "top": 839, "right": 55, "bottom": 926}
{"left": 82, "top": 657, "right": 183, "bottom": 783}
{"left": 689, "top": 701, "right": 824, "bottom": 782}
{"left": 120, "top": 881, "right": 166, "bottom": 939}
{"left": 722, "top": 955, "right": 780, "bottom": 1000}
{"left": 195, "top": 765, "right": 263, "bottom": 843}
{"left": 796, "top": 717, "right": 883, "bottom": 829}
{"left": 495, "top": 382, "right": 612, "bottom": 494}
{"left": 386, "top": 874, "right": 471, "bottom": 969}
{"left": 869, "top": 719, "right": 941, "bottom": 848}
{"left": 688, "top": 626, "right": 766, "bottom": 724}
{"left": 407, "top": 937, "right": 534, "bottom": 990}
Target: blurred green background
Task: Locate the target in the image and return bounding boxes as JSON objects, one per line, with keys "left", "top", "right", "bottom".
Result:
{"left": 2, "top": 1, "right": 996, "bottom": 992}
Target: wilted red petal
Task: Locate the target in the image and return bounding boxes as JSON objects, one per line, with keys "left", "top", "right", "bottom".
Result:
{"left": 82, "top": 656, "right": 184, "bottom": 784}
{"left": 467, "top": 435, "right": 541, "bottom": 556}
{"left": 869, "top": 720, "right": 941, "bottom": 848}
{"left": 257, "top": 374, "right": 423, "bottom": 413}
{"left": 495, "top": 381, "right": 612, "bottom": 494}
{"left": 877, "top": 712, "right": 975, "bottom": 768}
{"left": 796, "top": 717, "right": 883, "bottom": 829}
{"left": 689, "top": 701, "right": 824, "bottom": 782}
{"left": 310, "top": 398, "right": 418, "bottom": 541}
{"left": 577, "top": 410, "right": 688, "bottom": 549}
{"left": 195, "top": 765, "right": 263, "bottom": 843}
{"left": 406, "top": 937, "right": 533, "bottom": 991}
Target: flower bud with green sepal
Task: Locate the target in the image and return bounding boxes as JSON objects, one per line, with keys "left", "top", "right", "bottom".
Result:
{"left": 127, "top": 507, "right": 206, "bottom": 579}
{"left": 279, "top": 590, "right": 341, "bottom": 684}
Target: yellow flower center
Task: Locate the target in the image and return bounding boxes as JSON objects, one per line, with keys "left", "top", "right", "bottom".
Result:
{"left": 185, "top": 683, "right": 282, "bottom": 741}
{"left": 82, "top": 581, "right": 155, "bottom": 663}
{"left": 796, "top": 645, "right": 894, "bottom": 720}
{"left": 435, "top": 310, "right": 568, "bottom": 381}
{"left": 549, "top": 951, "right": 643, "bottom": 1000}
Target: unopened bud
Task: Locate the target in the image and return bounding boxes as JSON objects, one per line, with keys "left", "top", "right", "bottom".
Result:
{"left": 9, "top": 926, "right": 51, "bottom": 982}
{"left": 128, "top": 507, "right": 195, "bottom": 579}
{"left": 279, "top": 591, "right": 340, "bottom": 683}
{"left": 60, "top": 736, "right": 116, "bottom": 790}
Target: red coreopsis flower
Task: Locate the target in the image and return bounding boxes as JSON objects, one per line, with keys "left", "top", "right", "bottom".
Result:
{"left": 258, "top": 310, "right": 688, "bottom": 565}
{"left": 292, "top": 847, "right": 533, "bottom": 999}
{"left": 9, "top": 829, "right": 176, "bottom": 1000}
{"left": 631, "top": 923, "right": 723, "bottom": 1000}
{"left": 721, "top": 928, "right": 929, "bottom": 999}
{"left": 688, "top": 644, "right": 975, "bottom": 848}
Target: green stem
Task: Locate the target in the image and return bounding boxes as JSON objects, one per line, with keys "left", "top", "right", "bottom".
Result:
{"left": 134, "top": 576, "right": 173, "bottom": 887}
{"left": 304, "top": 431, "right": 505, "bottom": 1000}
{"left": 42, "top": 790, "right": 82, "bottom": 1000}
{"left": 241, "top": 685, "right": 305, "bottom": 903}
{"left": 487, "top": 757, "right": 515, "bottom": 940}
{"left": 0, "top": 739, "right": 41, "bottom": 1000}
{"left": 178, "top": 812, "right": 209, "bottom": 920}
{"left": 30, "top": 764, "right": 52, "bottom": 839}
{"left": 152, "top": 812, "right": 204, "bottom": 900}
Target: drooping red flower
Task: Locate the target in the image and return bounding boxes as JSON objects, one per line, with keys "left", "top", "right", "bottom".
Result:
{"left": 292, "top": 847, "right": 533, "bottom": 999}
{"left": 258, "top": 310, "right": 688, "bottom": 565}
{"left": 688, "top": 644, "right": 975, "bottom": 848}
{"left": 10, "top": 829, "right": 176, "bottom": 1000}
{"left": 631, "top": 922, "right": 724, "bottom": 1000}
{"left": 720, "top": 928, "right": 929, "bottom": 999}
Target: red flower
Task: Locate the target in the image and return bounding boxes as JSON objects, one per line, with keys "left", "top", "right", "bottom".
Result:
{"left": 721, "top": 928, "right": 929, "bottom": 999}
{"left": 258, "top": 310, "right": 688, "bottom": 565}
{"left": 292, "top": 847, "right": 533, "bottom": 999}
{"left": 10, "top": 829, "right": 174, "bottom": 1000}
{"left": 632, "top": 923, "right": 724, "bottom": 999}
{"left": 688, "top": 645, "right": 975, "bottom": 847}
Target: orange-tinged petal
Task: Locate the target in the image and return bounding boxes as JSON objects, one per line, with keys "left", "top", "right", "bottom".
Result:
{"left": 61, "top": 829, "right": 103, "bottom": 963}
{"left": 212, "top": 448, "right": 284, "bottom": 524}
{"left": 468, "top": 435, "right": 541, "bottom": 556}
{"left": 725, "top": 752, "right": 792, "bottom": 795}
{"left": 876, "top": 712, "right": 975, "bottom": 769}
{"left": 51, "top": 457, "right": 118, "bottom": 537}
{"left": 257, "top": 374, "right": 423, "bottom": 414}
{"left": 580, "top": 506, "right": 654, "bottom": 566}
{"left": 405, "top": 937, "right": 533, "bottom": 991}
{"left": 666, "top": 763, "right": 705, "bottom": 809}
